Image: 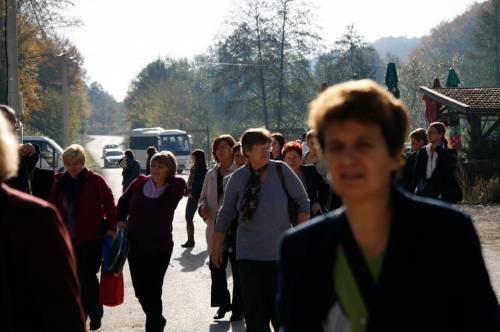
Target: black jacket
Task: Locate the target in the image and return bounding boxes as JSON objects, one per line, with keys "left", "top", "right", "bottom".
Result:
{"left": 6, "top": 144, "right": 54, "bottom": 200}
{"left": 188, "top": 167, "right": 207, "bottom": 200}
{"left": 278, "top": 187, "right": 499, "bottom": 332}
{"left": 301, "top": 165, "right": 330, "bottom": 214}
{"left": 122, "top": 157, "right": 141, "bottom": 191}
{"left": 402, "top": 146, "right": 462, "bottom": 203}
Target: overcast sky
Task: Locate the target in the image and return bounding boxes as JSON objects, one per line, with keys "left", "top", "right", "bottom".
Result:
{"left": 60, "top": 0, "right": 483, "bottom": 101}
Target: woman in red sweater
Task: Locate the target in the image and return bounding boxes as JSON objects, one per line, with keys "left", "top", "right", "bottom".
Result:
{"left": 50, "top": 144, "right": 117, "bottom": 330}
{"left": 0, "top": 110, "right": 85, "bottom": 332}
{"left": 117, "top": 151, "right": 186, "bottom": 332}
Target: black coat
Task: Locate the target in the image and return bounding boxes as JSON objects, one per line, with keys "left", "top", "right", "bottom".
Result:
{"left": 6, "top": 144, "right": 55, "bottom": 201}
{"left": 401, "top": 146, "right": 462, "bottom": 203}
{"left": 278, "top": 187, "right": 499, "bottom": 332}
{"left": 189, "top": 167, "right": 207, "bottom": 200}
{"left": 122, "top": 157, "right": 141, "bottom": 191}
{"left": 301, "top": 165, "right": 330, "bottom": 214}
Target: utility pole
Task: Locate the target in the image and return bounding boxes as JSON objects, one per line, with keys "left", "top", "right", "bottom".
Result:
{"left": 62, "top": 54, "right": 70, "bottom": 147}
{"left": 6, "top": 0, "right": 21, "bottom": 114}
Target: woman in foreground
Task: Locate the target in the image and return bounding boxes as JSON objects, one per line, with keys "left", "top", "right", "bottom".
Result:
{"left": 278, "top": 79, "right": 499, "bottom": 332}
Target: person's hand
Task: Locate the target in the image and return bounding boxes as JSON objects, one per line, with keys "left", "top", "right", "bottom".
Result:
{"left": 210, "top": 244, "right": 223, "bottom": 268}
{"left": 311, "top": 202, "right": 322, "bottom": 215}
{"left": 199, "top": 206, "right": 209, "bottom": 220}
{"left": 19, "top": 143, "right": 36, "bottom": 157}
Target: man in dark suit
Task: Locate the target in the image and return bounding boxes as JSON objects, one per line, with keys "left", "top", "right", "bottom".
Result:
{"left": 278, "top": 80, "right": 499, "bottom": 331}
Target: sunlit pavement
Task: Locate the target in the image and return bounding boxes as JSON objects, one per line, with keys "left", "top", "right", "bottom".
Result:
{"left": 86, "top": 135, "right": 246, "bottom": 331}
{"left": 86, "top": 135, "right": 500, "bottom": 331}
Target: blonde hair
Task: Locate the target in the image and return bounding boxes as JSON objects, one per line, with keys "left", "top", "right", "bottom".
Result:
{"left": 0, "top": 112, "right": 19, "bottom": 181}
{"left": 151, "top": 151, "right": 177, "bottom": 176}
{"left": 62, "top": 144, "right": 86, "bottom": 164}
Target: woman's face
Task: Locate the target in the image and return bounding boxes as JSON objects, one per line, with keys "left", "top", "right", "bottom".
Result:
{"left": 215, "top": 140, "right": 233, "bottom": 164}
{"left": 271, "top": 137, "right": 282, "bottom": 156}
{"left": 233, "top": 150, "right": 247, "bottom": 168}
{"left": 150, "top": 160, "right": 169, "bottom": 184}
{"left": 427, "top": 126, "right": 443, "bottom": 145}
{"left": 246, "top": 143, "right": 271, "bottom": 168}
{"left": 63, "top": 157, "right": 84, "bottom": 178}
{"left": 284, "top": 150, "right": 302, "bottom": 173}
{"left": 410, "top": 137, "right": 425, "bottom": 152}
{"left": 323, "top": 119, "right": 401, "bottom": 202}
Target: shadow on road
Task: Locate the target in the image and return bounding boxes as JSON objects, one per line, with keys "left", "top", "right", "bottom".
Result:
{"left": 174, "top": 248, "right": 208, "bottom": 272}
{"left": 209, "top": 320, "right": 246, "bottom": 332}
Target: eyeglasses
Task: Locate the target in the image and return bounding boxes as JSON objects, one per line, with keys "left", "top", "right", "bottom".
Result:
{"left": 252, "top": 145, "right": 272, "bottom": 154}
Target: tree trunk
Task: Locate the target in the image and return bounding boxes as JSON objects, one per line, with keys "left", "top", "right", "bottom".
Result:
{"left": 277, "top": 0, "right": 288, "bottom": 130}
{"left": 255, "top": 13, "right": 269, "bottom": 129}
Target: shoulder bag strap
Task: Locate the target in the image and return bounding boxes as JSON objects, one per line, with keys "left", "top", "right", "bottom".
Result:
{"left": 339, "top": 219, "right": 376, "bottom": 312}
{"left": 276, "top": 163, "right": 291, "bottom": 199}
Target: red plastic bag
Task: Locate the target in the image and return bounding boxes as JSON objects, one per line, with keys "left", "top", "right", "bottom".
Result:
{"left": 99, "top": 272, "right": 124, "bottom": 306}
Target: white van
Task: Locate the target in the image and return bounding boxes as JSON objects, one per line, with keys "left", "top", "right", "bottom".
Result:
{"left": 129, "top": 127, "right": 164, "bottom": 169}
{"left": 22, "top": 136, "right": 64, "bottom": 171}
{"left": 159, "top": 129, "right": 191, "bottom": 173}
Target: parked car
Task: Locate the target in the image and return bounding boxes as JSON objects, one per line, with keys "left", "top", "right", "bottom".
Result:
{"left": 102, "top": 149, "right": 124, "bottom": 168}
{"left": 22, "top": 136, "right": 64, "bottom": 172}
{"left": 102, "top": 143, "right": 120, "bottom": 156}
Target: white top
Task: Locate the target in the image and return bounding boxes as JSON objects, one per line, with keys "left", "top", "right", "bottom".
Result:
{"left": 425, "top": 144, "right": 438, "bottom": 179}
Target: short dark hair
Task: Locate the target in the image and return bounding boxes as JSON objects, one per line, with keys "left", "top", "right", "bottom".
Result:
{"left": 124, "top": 149, "right": 135, "bottom": 159}
{"left": 212, "top": 134, "right": 236, "bottom": 163}
{"left": 409, "top": 128, "right": 427, "bottom": 145}
{"left": 282, "top": 141, "right": 302, "bottom": 159}
{"left": 271, "top": 132, "right": 285, "bottom": 149}
{"left": 191, "top": 149, "right": 207, "bottom": 169}
{"left": 146, "top": 146, "right": 158, "bottom": 157}
{"left": 308, "top": 79, "right": 409, "bottom": 157}
{"left": 240, "top": 128, "right": 272, "bottom": 156}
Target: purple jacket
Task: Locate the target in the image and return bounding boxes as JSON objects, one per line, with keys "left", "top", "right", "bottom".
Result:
{"left": 117, "top": 175, "right": 186, "bottom": 256}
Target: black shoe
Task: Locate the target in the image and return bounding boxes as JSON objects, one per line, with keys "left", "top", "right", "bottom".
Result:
{"left": 181, "top": 240, "right": 195, "bottom": 248}
{"left": 89, "top": 318, "right": 102, "bottom": 331}
{"left": 213, "top": 306, "right": 231, "bottom": 320}
{"left": 230, "top": 312, "right": 244, "bottom": 321}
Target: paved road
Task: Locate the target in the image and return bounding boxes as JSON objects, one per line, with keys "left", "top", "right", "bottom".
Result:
{"left": 86, "top": 135, "right": 245, "bottom": 331}
{"left": 86, "top": 135, "right": 500, "bottom": 331}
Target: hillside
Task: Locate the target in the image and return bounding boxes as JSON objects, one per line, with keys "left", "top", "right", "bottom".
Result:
{"left": 372, "top": 36, "right": 421, "bottom": 61}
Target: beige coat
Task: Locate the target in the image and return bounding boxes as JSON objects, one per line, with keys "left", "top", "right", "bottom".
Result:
{"left": 198, "top": 163, "right": 236, "bottom": 253}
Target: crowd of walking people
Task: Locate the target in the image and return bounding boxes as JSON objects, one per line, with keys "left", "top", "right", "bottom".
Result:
{"left": 0, "top": 78, "right": 498, "bottom": 332}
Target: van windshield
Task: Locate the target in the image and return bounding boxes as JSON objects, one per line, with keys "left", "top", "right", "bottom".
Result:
{"left": 160, "top": 135, "right": 189, "bottom": 154}
{"left": 130, "top": 136, "right": 159, "bottom": 149}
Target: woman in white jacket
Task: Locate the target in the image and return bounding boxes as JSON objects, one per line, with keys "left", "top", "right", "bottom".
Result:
{"left": 198, "top": 135, "right": 242, "bottom": 321}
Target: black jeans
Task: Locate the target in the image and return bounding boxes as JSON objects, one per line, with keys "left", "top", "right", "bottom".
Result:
{"left": 185, "top": 197, "right": 198, "bottom": 228}
{"left": 238, "top": 260, "right": 278, "bottom": 332}
{"left": 73, "top": 239, "right": 104, "bottom": 323}
{"left": 209, "top": 250, "right": 243, "bottom": 314}
{"left": 128, "top": 250, "right": 172, "bottom": 332}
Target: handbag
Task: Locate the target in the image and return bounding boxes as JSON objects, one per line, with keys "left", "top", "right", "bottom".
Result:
{"left": 99, "top": 272, "right": 124, "bottom": 306}
{"left": 276, "top": 163, "right": 300, "bottom": 226}
{"left": 109, "top": 228, "right": 129, "bottom": 275}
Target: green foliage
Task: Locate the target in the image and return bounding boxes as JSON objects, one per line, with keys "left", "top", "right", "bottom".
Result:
{"left": 469, "top": 0, "right": 500, "bottom": 86}
{"left": 0, "top": 0, "right": 89, "bottom": 147}
{"left": 87, "top": 82, "right": 127, "bottom": 134}
{"left": 314, "top": 24, "right": 385, "bottom": 85}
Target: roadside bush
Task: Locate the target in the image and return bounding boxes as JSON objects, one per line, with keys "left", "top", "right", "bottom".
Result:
{"left": 461, "top": 176, "right": 500, "bottom": 204}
